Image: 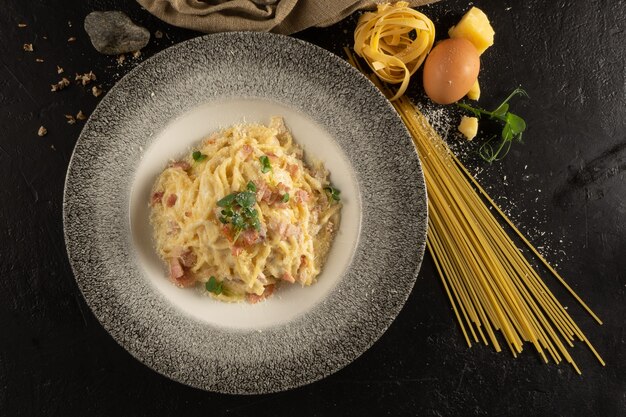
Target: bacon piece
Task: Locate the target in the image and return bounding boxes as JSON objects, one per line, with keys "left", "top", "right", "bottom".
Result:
{"left": 266, "top": 152, "right": 279, "bottom": 162}
{"left": 281, "top": 272, "right": 295, "bottom": 283}
{"left": 296, "top": 256, "right": 309, "bottom": 283}
{"left": 246, "top": 284, "right": 275, "bottom": 304}
{"left": 166, "top": 194, "right": 177, "bottom": 207}
{"left": 256, "top": 181, "right": 269, "bottom": 202}
{"left": 294, "top": 189, "right": 309, "bottom": 203}
{"left": 287, "top": 163, "right": 299, "bottom": 176}
{"left": 240, "top": 229, "right": 261, "bottom": 246}
{"left": 284, "top": 224, "right": 301, "bottom": 239}
{"left": 268, "top": 219, "right": 288, "bottom": 237}
{"left": 175, "top": 273, "right": 196, "bottom": 288}
{"left": 169, "top": 161, "right": 191, "bottom": 171}
{"left": 166, "top": 220, "right": 180, "bottom": 235}
{"left": 276, "top": 182, "right": 289, "bottom": 193}
{"left": 151, "top": 191, "right": 164, "bottom": 206}
{"left": 179, "top": 249, "right": 197, "bottom": 268}
{"left": 168, "top": 258, "right": 196, "bottom": 288}
{"left": 261, "top": 187, "right": 274, "bottom": 203}
{"left": 221, "top": 225, "right": 233, "bottom": 241}
{"left": 267, "top": 193, "right": 279, "bottom": 205}
{"left": 169, "top": 258, "right": 184, "bottom": 279}
{"left": 239, "top": 144, "right": 253, "bottom": 160}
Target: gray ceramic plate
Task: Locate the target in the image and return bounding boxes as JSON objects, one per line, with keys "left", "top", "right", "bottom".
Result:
{"left": 63, "top": 32, "right": 427, "bottom": 394}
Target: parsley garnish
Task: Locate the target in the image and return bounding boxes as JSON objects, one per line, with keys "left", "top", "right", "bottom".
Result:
{"left": 259, "top": 155, "right": 272, "bottom": 173}
{"left": 216, "top": 185, "right": 261, "bottom": 242}
{"left": 282, "top": 193, "right": 290, "bottom": 203}
{"left": 457, "top": 87, "right": 528, "bottom": 163}
{"left": 324, "top": 186, "right": 341, "bottom": 202}
{"left": 205, "top": 276, "right": 223, "bottom": 295}
{"left": 192, "top": 150, "right": 207, "bottom": 162}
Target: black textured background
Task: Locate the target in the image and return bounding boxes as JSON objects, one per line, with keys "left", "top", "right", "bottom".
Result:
{"left": 1, "top": 0, "right": 624, "bottom": 416}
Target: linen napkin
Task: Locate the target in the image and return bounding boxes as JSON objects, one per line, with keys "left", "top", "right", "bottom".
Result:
{"left": 137, "top": 0, "right": 437, "bottom": 35}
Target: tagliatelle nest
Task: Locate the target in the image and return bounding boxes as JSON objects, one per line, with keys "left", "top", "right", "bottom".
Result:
{"left": 353, "top": 1, "right": 435, "bottom": 100}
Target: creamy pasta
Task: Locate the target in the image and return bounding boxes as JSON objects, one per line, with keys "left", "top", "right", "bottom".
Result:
{"left": 150, "top": 117, "right": 341, "bottom": 303}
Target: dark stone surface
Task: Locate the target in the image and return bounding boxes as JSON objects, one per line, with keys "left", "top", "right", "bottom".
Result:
{"left": 84, "top": 10, "right": 149, "bottom": 54}
{"left": 0, "top": 0, "right": 624, "bottom": 416}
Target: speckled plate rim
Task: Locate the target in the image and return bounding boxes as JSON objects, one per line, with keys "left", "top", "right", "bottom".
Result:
{"left": 63, "top": 32, "right": 428, "bottom": 394}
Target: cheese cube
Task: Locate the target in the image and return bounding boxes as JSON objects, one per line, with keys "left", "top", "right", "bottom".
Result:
{"left": 467, "top": 79, "right": 481, "bottom": 100}
{"left": 449, "top": 7, "right": 495, "bottom": 55}
{"left": 458, "top": 116, "right": 479, "bottom": 140}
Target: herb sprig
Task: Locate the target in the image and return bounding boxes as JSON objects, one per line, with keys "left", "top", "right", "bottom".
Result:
{"left": 259, "top": 155, "right": 272, "bottom": 173}
{"left": 205, "top": 276, "right": 223, "bottom": 295}
{"left": 217, "top": 181, "right": 260, "bottom": 242}
{"left": 192, "top": 150, "right": 207, "bottom": 162}
{"left": 457, "top": 88, "right": 528, "bottom": 163}
{"left": 324, "top": 186, "right": 341, "bottom": 202}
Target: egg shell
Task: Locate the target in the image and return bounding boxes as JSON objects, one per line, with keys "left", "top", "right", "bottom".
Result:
{"left": 423, "top": 38, "right": 480, "bottom": 105}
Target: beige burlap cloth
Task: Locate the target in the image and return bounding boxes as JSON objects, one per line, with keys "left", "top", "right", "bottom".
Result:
{"left": 137, "top": 0, "right": 436, "bottom": 35}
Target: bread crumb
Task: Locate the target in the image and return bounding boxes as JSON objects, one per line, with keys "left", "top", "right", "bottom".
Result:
{"left": 76, "top": 110, "right": 87, "bottom": 120}
{"left": 117, "top": 54, "right": 126, "bottom": 65}
{"left": 132, "top": 50, "right": 141, "bottom": 59}
{"left": 51, "top": 77, "right": 70, "bottom": 92}
{"left": 37, "top": 126, "right": 48, "bottom": 137}
{"left": 155, "top": 30, "right": 163, "bottom": 39}
{"left": 92, "top": 85, "right": 103, "bottom": 97}
{"left": 50, "top": 144, "right": 56, "bottom": 150}
{"left": 75, "top": 71, "right": 96, "bottom": 86}
{"left": 23, "top": 43, "right": 34, "bottom": 52}
{"left": 57, "top": 65, "right": 64, "bottom": 74}
{"left": 65, "top": 114, "right": 76, "bottom": 124}
{"left": 35, "top": 58, "right": 44, "bottom": 63}
{"left": 68, "top": 37, "right": 77, "bottom": 42}
{"left": 18, "top": 23, "right": 27, "bottom": 28}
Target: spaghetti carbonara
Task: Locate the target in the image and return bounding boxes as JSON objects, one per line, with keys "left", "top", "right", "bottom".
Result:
{"left": 150, "top": 117, "right": 341, "bottom": 303}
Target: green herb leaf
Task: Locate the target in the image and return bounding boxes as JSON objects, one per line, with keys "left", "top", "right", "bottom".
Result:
{"left": 231, "top": 212, "right": 245, "bottom": 229}
{"left": 259, "top": 155, "right": 272, "bottom": 173}
{"left": 235, "top": 191, "right": 256, "bottom": 208}
{"left": 506, "top": 113, "right": 526, "bottom": 136}
{"left": 206, "top": 276, "right": 223, "bottom": 295}
{"left": 282, "top": 193, "right": 290, "bottom": 203}
{"left": 324, "top": 186, "right": 341, "bottom": 202}
{"left": 457, "top": 87, "right": 528, "bottom": 163}
{"left": 192, "top": 151, "right": 207, "bottom": 162}
{"left": 217, "top": 193, "right": 237, "bottom": 207}
{"left": 250, "top": 216, "right": 261, "bottom": 231}
{"left": 216, "top": 184, "right": 261, "bottom": 242}
{"left": 492, "top": 103, "right": 509, "bottom": 119}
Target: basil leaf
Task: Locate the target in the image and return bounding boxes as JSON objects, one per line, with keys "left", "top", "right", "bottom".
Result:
{"left": 192, "top": 151, "right": 207, "bottom": 162}
{"left": 259, "top": 156, "right": 271, "bottom": 173}
{"left": 206, "top": 276, "right": 223, "bottom": 295}
{"left": 235, "top": 191, "right": 256, "bottom": 208}
{"left": 282, "top": 193, "right": 290, "bottom": 203}
{"left": 217, "top": 193, "right": 237, "bottom": 207}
